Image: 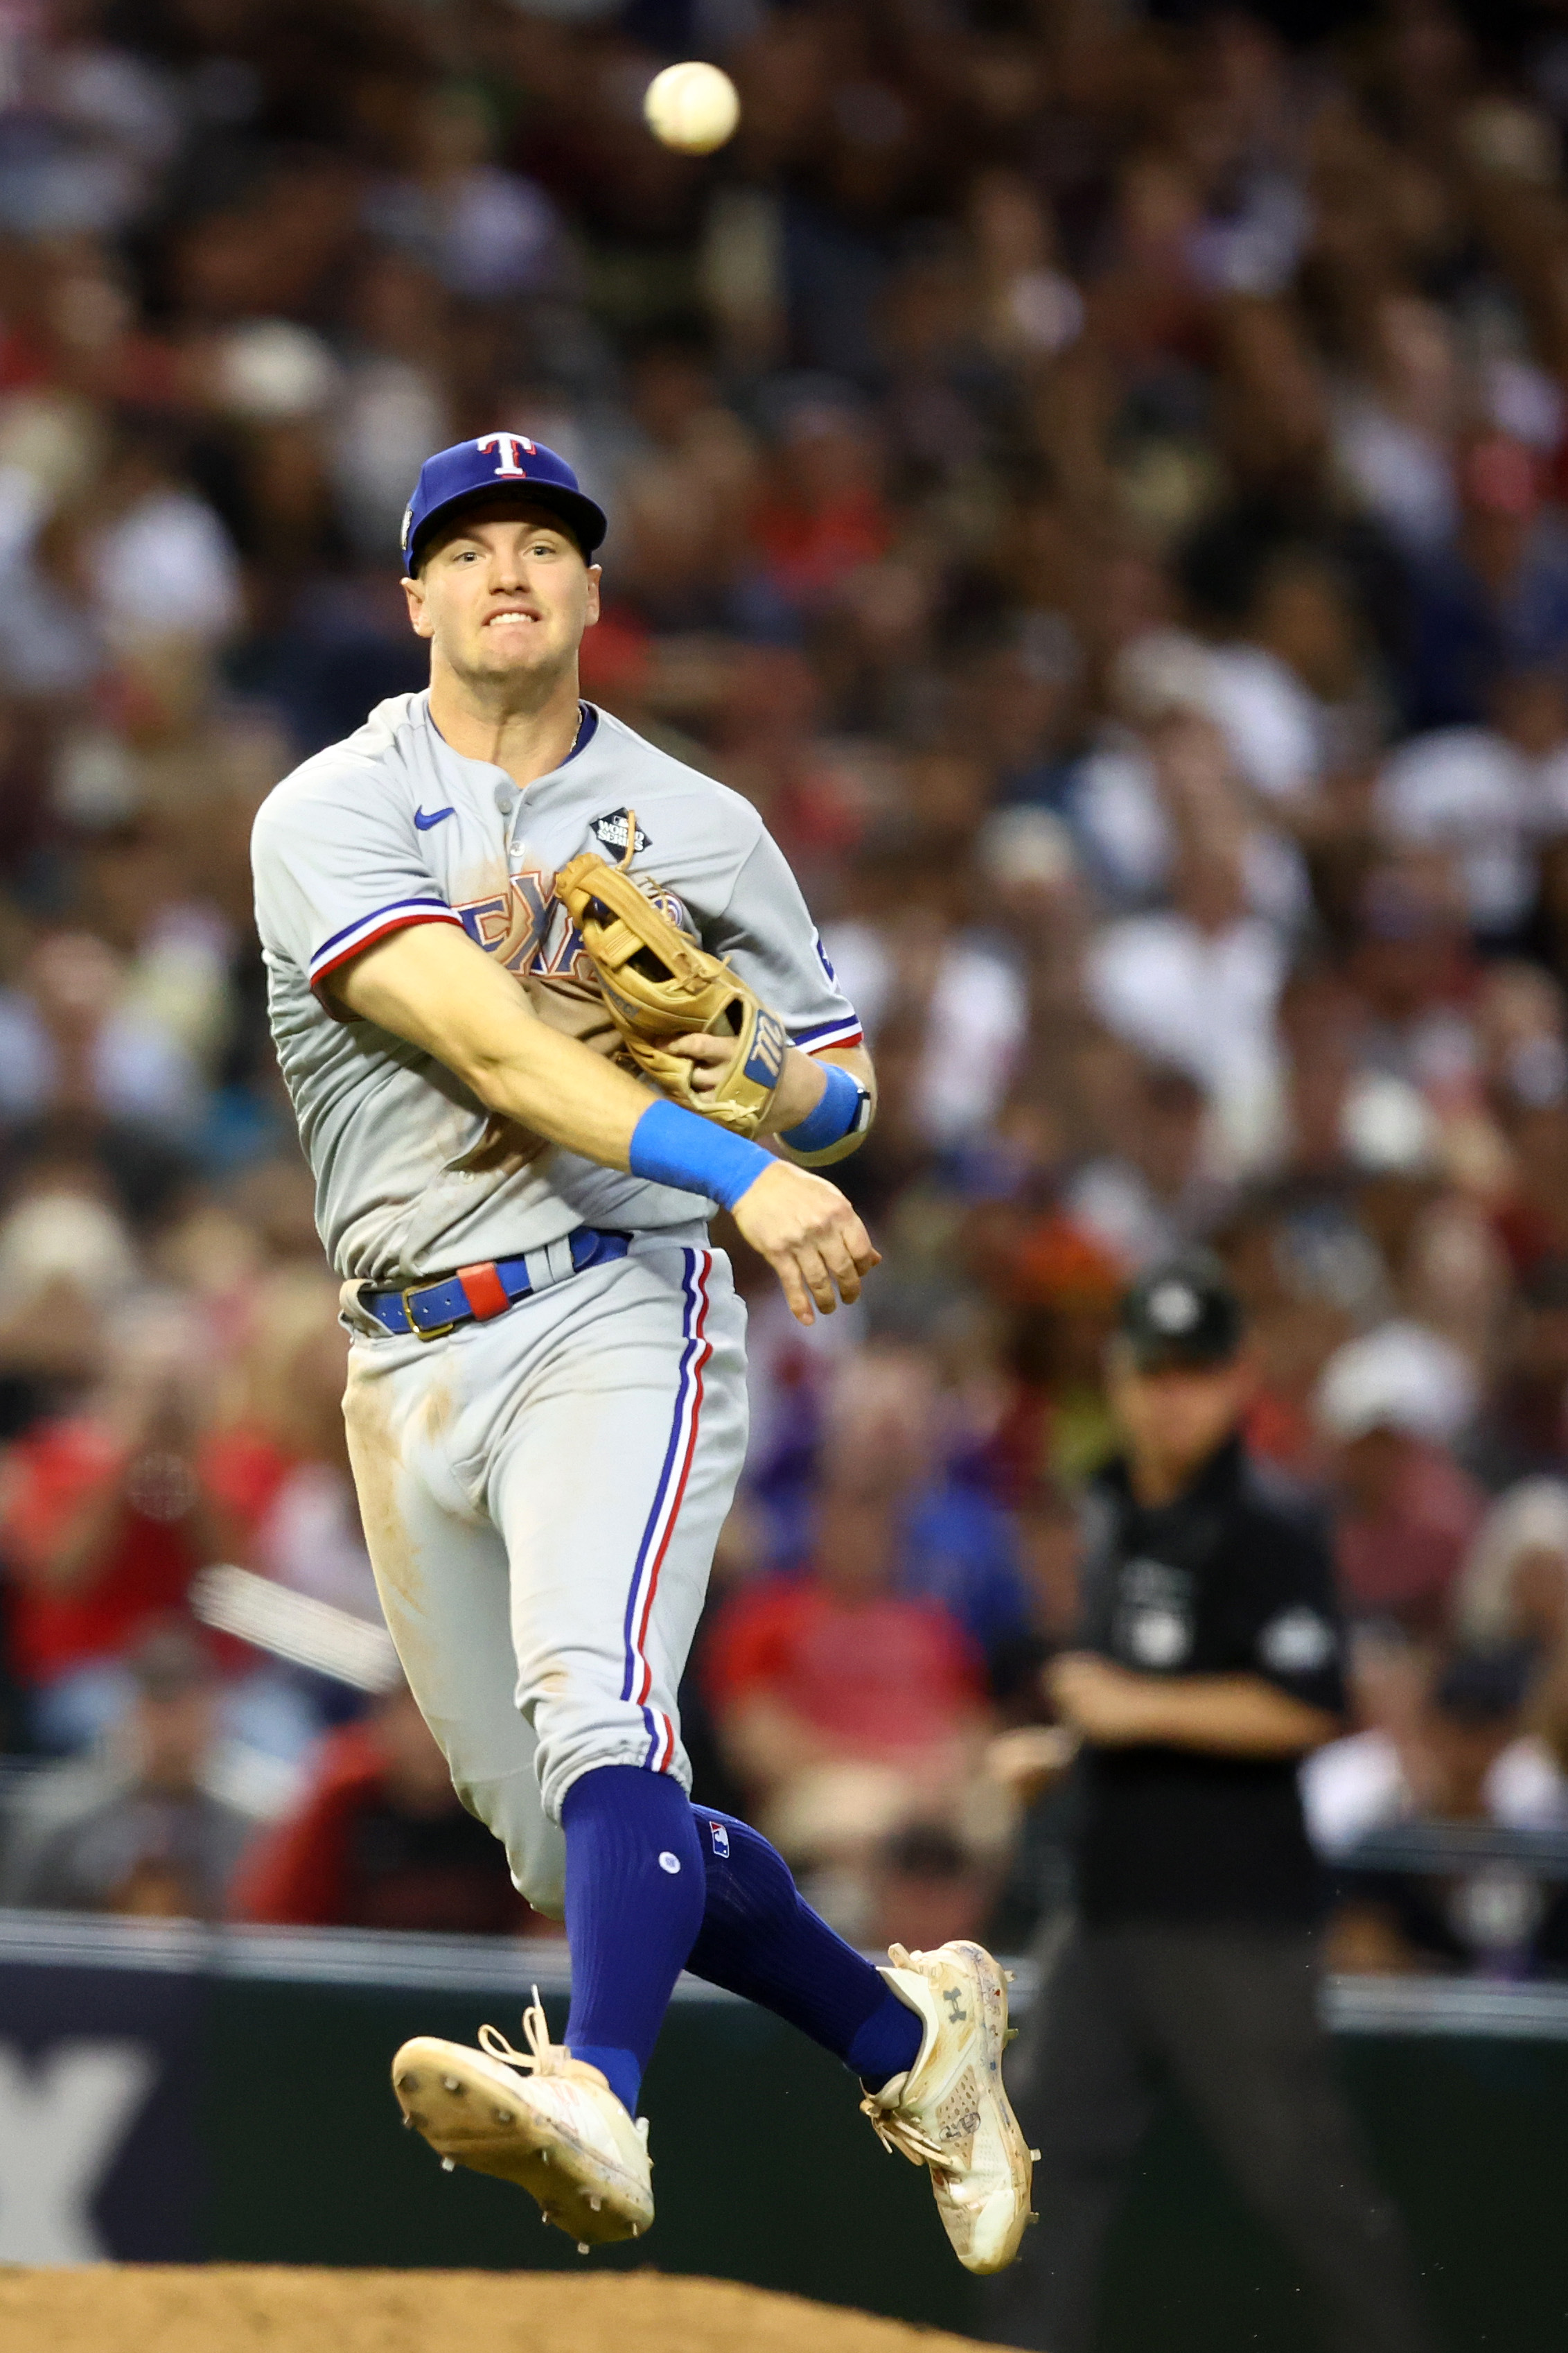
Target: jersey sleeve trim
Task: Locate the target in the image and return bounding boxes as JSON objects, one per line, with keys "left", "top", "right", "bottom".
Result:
{"left": 309, "top": 900, "right": 463, "bottom": 991}
{"left": 793, "top": 1015, "right": 865, "bottom": 1053}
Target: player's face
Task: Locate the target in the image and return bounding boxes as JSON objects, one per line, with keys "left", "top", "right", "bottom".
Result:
{"left": 403, "top": 500, "right": 601, "bottom": 690}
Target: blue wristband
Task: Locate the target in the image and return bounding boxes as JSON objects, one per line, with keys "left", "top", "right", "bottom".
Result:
{"left": 628, "top": 1099, "right": 773, "bottom": 1211}
{"left": 781, "top": 1061, "right": 863, "bottom": 1155}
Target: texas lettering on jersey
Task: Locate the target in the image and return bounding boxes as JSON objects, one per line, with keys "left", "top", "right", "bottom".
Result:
{"left": 452, "top": 851, "right": 694, "bottom": 989}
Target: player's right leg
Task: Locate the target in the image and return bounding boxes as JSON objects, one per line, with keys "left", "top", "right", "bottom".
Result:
{"left": 341, "top": 1315, "right": 652, "bottom": 2250}
{"left": 340, "top": 1321, "right": 566, "bottom": 1910}
{"left": 481, "top": 1240, "right": 748, "bottom": 2146}
{"left": 343, "top": 1241, "right": 756, "bottom": 2248}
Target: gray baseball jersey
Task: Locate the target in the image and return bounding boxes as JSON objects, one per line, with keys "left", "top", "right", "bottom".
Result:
{"left": 252, "top": 690, "right": 858, "bottom": 1878}
{"left": 251, "top": 694, "right": 861, "bottom": 1282}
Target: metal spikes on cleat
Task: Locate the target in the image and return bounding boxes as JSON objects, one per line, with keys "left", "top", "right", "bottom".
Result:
{"left": 390, "top": 1989, "right": 653, "bottom": 2249}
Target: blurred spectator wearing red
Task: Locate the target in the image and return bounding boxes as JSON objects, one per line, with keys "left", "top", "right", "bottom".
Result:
{"left": 0, "top": 1300, "right": 271, "bottom": 1749}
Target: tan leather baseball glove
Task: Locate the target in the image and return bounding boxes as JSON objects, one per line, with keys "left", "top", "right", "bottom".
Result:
{"left": 552, "top": 834, "right": 789, "bottom": 1136}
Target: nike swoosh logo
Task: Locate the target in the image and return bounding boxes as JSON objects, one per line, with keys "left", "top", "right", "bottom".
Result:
{"left": 414, "top": 806, "right": 455, "bottom": 831}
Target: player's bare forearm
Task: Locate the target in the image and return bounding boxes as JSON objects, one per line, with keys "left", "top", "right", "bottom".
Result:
{"left": 335, "top": 922, "right": 652, "bottom": 1169}
{"left": 1047, "top": 1654, "right": 1338, "bottom": 1757}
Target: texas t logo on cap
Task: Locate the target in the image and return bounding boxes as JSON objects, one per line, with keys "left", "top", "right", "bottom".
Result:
{"left": 476, "top": 433, "right": 538, "bottom": 477}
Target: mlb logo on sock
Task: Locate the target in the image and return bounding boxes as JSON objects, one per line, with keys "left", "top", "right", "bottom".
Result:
{"left": 708, "top": 1821, "right": 730, "bottom": 1859}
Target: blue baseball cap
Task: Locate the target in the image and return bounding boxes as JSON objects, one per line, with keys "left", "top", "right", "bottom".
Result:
{"left": 400, "top": 433, "right": 608, "bottom": 572}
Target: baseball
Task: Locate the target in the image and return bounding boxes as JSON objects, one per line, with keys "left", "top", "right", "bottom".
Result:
{"left": 643, "top": 61, "right": 740, "bottom": 155}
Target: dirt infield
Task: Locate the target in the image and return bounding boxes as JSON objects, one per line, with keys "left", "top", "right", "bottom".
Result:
{"left": 0, "top": 2264, "right": 1013, "bottom": 2352}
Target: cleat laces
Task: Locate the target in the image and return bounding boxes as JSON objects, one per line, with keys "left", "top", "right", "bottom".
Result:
{"left": 860, "top": 1940, "right": 953, "bottom": 2175}
{"left": 477, "top": 1989, "right": 573, "bottom": 2078}
{"left": 859, "top": 2094, "right": 951, "bottom": 2173}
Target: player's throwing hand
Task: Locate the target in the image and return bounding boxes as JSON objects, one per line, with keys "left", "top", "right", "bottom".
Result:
{"left": 730, "top": 1160, "right": 879, "bottom": 1324}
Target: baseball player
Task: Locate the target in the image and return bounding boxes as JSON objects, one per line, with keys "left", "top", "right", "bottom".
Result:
{"left": 250, "top": 435, "right": 1034, "bottom": 2270}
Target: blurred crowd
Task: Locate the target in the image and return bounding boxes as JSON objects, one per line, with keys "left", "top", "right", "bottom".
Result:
{"left": 5, "top": 0, "right": 1568, "bottom": 1970}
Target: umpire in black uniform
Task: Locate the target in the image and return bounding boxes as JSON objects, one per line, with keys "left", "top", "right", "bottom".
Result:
{"left": 988, "top": 1254, "right": 1432, "bottom": 2353}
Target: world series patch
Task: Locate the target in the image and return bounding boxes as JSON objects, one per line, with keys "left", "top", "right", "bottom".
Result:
{"left": 591, "top": 807, "right": 651, "bottom": 858}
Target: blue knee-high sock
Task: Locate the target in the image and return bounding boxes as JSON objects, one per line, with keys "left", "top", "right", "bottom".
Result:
{"left": 561, "top": 1765, "right": 705, "bottom": 2115}
{"left": 683, "top": 1808, "right": 922, "bottom": 2090}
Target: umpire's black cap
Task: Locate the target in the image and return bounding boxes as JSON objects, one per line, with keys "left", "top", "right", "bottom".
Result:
{"left": 1116, "top": 1252, "right": 1244, "bottom": 1372}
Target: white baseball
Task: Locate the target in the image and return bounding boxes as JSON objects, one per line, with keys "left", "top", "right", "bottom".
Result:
{"left": 643, "top": 61, "right": 740, "bottom": 156}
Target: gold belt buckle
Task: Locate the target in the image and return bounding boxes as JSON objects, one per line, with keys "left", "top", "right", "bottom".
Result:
{"left": 402, "top": 1284, "right": 459, "bottom": 1342}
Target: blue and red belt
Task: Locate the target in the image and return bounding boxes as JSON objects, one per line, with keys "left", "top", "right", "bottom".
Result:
{"left": 360, "top": 1226, "right": 632, "bottom": 1341}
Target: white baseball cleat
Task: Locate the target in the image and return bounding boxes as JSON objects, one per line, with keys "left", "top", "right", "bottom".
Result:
{"left": 391, "top": 1991, "right": 653, "bottom": 2251}
{"left": 859, "top": 1939, "right": 1037, "bottom": 2275}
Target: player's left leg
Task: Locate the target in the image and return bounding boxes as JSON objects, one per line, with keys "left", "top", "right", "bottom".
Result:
{"left": 684, "top": 1805, "right": 1037, "bottom": 2276}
